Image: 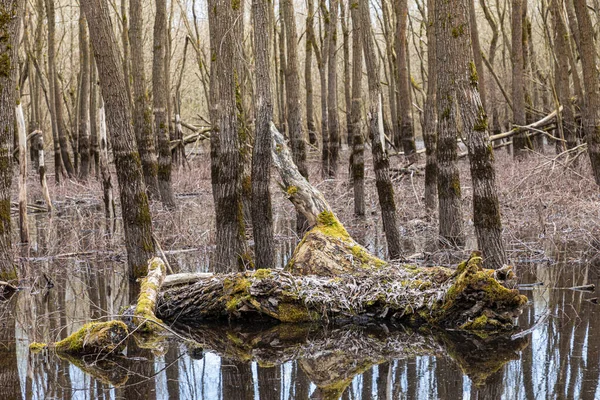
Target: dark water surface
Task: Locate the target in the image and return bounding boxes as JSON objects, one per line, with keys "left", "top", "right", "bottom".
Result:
{"left": 1, "top": 205, "right": 599, "bottom": 400}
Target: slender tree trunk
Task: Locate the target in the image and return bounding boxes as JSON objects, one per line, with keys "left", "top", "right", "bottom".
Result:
{"left": 395, "top": 0, "right": 417, "bottom": 162}
{"left": 469, "top": 0, "right": 487, "bottom": 111}
{"left": 130, "top": 0, "right": 160, "bottom": 199}
{"left": 319, "top": 2, "right": 330, "bottom": 178}
{"left": 327, "top": 0, "right": 340, "bottom": 177}
{"left": 0, "top": 0, "right": 22, "bottom": 279}
{"left": 340, "top": 0, "right": 351, "bottom": 149}
{"left": 78, "top": 11, "right": 91, "bottom": 181}
{"left": 282, "top": 0, "right": 309, "bottom": 233}
{"left": 550, "top": 0, "right": 577, "bottom": 152}
{"left": 436, "top": 0, "right": 465, "bottom": 247}
{"left": 573, "top": 0, "right": 600, "bottom": 186}
{"left": 305, "top": 0, "right": 317, "bottom": 146}
{"left": 45, "top": 0, "right": 64, "bottom": 182}
{"left": 511, "top": 0, "right": 527, "bottom": 156}
{"left": 251, "top": 0, "right": 274, "bottom": 270}
{"left": 82, "top": 0, "right": 156, "bottom": 280}
{"left": 350, "top": 2, "right": 365, "bottom": 217}
{"left": 208, "top": 0, "right": 246, "bottom": 272}
{"left": 359, "top": 0, "right": 402, "bottom": 259}
{"left": 423, "top": 0, "right": 438, "bottom": 213}
{"left": 153, "top": 0, "right": 176, "bottom": 208}
{"left": 90, "top": 55, "right": 99, "bottom": 177}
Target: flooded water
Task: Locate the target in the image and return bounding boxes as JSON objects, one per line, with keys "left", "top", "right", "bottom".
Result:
{"left": 2, "top": 200, "right": 600, "bottom": 400}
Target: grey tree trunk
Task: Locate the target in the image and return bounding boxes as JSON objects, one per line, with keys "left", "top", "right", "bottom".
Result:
{"left": 78, "top": 11, "right": 91, "bottom": 181}
{"left": 130, "top": 0, "right": 160, "bottom": 199}
{"left": 438, "top": 0, "right": 507, "bottom": 268}
{"left": 435, "top": 0, "right": 465, "bottom": 247}
{"left": 251, "top": 0, "right": 275, "bottom": 270}
{"left": 359, "top": 0, "right": 402, "bottom": 259}
{"left": 82, "top": 0, "right": 156, "bottom": 280}
{"left": 511, "top": 0, "right": 527, "bottom": 156}
{"left": 208, "top": 0, "right": 246, "bottom": 272}
{"left": 0, "top": 0, "right": 22, "bottom": 279}
{"left": 573, "top": 0, "right": 600, "bottom": 186}
{"left": 305, "top": 0, "right": 317, "bottom": 146}
{"left": 153, "top": 0, "right": 176, "bottom": 208}
{"left": 350, "top": 2, "right": 365, "bottom": 217}
{"left": 423, "top": 0, "right": 438, "bottom": 213}
{"left": 327, "top": 0, "right": 340, "bottom": 177}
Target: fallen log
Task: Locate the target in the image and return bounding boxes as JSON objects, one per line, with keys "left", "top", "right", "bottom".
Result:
{"left": 156, "top": 255, "right": 526, "bottom": 333}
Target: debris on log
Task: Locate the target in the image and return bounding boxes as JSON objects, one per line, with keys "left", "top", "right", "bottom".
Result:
{"left": 156, "top": 254, "right": 527, "bottom": 334}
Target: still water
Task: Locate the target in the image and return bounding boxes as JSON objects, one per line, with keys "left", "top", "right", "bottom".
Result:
{"left": 1, "top": 203, "right": 599, "bottom": 400}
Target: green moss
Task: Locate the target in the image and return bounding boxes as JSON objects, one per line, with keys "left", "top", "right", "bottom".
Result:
{"left": 451, "top": 176, "right": 462, "bottom": 197}
{"left": 277, "top": 303, "right": 312, "bottom": 322}
{"left": 252, "top": 269, "right": 272, "bottom": 280}
{"left": 286, "top": 185, "right": 298, "bottom": 196}
{"left": 53, "top": 321, "right": 128, "bottom": 355}
{"left": 350, "top": 245, "right": 387, "bottom": 268}
{"left": 315, "top": 211, "right": 350, "bottom": 240}
{"left": 29, "top": 342, "right": 48, "bottom": 353}
{"left": 452, "top": 24, "right": 465, "bottom": 37}
{"left": 469, "top": 61, "right": 478, "bottom": 86}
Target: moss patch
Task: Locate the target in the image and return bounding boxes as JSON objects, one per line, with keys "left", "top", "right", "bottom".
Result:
{"left": 53, "top": 321, "right": 128, "bottom": 355}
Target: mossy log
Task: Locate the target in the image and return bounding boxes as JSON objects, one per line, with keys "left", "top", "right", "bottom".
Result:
{"left": 156, "top": 255, "right": 526, "bottom": 334}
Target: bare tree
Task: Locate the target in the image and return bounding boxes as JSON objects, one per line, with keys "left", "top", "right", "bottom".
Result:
{"left": 251, "top": 0, "right": 274, "bottom": 269}
{"left": 78, "top": 11, "right": 91, "bottom": 181}
{"left": 81, "top": 0, "right": 156, "bottom": 280}
{"left": 511, "top": 0, "right": 528, "bottom": 156}
{"left": 154, "top": 0, "right": 176, "bottom": 208}
{"left": 423, "top": 0, "right": 438, "bottom": 212}
{"left": 130, "top": 0, "right": 160, "bottom": 198}
{"left": 359, "top": 0, "right": 402, "bottom": 259}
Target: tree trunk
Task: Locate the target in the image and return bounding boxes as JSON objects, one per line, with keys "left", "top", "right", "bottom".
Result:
{"left": 435, "top": 0, "right": 465, "bottom": 247}
{"left": 394, "top": 0, "right": 417, "bottom": 162}
{"left": 89, "top": 55, "right": 99, "bottom": 177}
{"left": 0, "top": 0, "right": 22, "bottom": 279}
{"left": 511, "top": 0, "right": 528, "bottom": 156}
{"left": 305, "top": 0, "right": 317, "bottom": 146}
{"left": 359, "top": 0, "right": 402, "bottom": 259}
{"left": 153, "top": 0, "right": 176, "bottom": 208}
{"left": 550, "top": 0, "right": 577, "bottom": 153}
{"left": 340, "top": 0, "right": 351, "bottom": 147}
{"left": 423, "top": 0, "right": 438, "bottom": 212}
{"left": 208, "top": 0, "right": 246, "bottom": 272}
{"left": 78, "top": 11, "right": 91, "bottom": 181}
{"left": 469, "top": 0, "right": 487, "bottom": 112}
{"left": 327, "top": 0, "right": 340, "bottom": 177}
{"left": 45, "top": 0, "right": 63, "bottom": 182}
{"left": 130, "top": 0, "right": 160, "bottom": 199}
{"left": 572, "top": 0, "right": 600, "bottom": 186}
{"left": 251, "top": 0, "right": 275, "bottom": 270}
{"left": 282, "top": 0, "right": 309, "bottom": 233}
{"left": 350, "top": 3, "right": 365, "bottom": 217}
{"left": 82, "top": 0, "right": 156, "bottom": 280}
{"left": 439, "top": 0, "right": 507, "bottom": 269}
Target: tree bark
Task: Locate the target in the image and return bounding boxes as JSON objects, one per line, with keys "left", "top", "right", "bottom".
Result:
{"left": 282, "top": 0, "right": 309, "bottom": 232}
{"left": 394, "top": 0, "right": 417, "bottom": 162}
{"left": 350, "top": 2, "right": 365, "bottom": 217}
{"left": 327, "top": 0, "right": 340, "bottom": 177}
{"left": 251, "top": 0, "right": 275, "bottom": 270}
{"left": 130, "top": 0, "right": 160, "bottom": 199}
{"left": 435, "top": 0, "right": 465, "bottom": 247}
{"left": 0, "top": 0, "right": 22, "bottom": 279}
{"left": 153, "top": 0, "right": 176, "bottom": 208}
{"left": 439, "top": 0, "right": 508, "bottom": 269}
{"left": 511, "top": 0, "right": 528, "bottom": 156}
{"left": 423, "top": 0, "right": 438, "bottom": 212}
{"left": 572, "top": 0, "right": 600, "bottom": 186}
{"left": 78, "top": 11, "right": 91, "bottom": 181}
{"left": 208, "top": 0, "right": 246, "bottom": 272}
{"left": 82, "top": 0, "right": 156, "bottom": 280}
{"left": 305, "top": 0, "right": 317, "bottom": 146}
{"left": 359, "top": 0, "right": 402, "bottom": 259}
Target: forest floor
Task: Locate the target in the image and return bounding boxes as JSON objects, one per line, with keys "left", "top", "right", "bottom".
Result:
{"left": 16, "top": 142, "right": 600, "bottom": 272}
